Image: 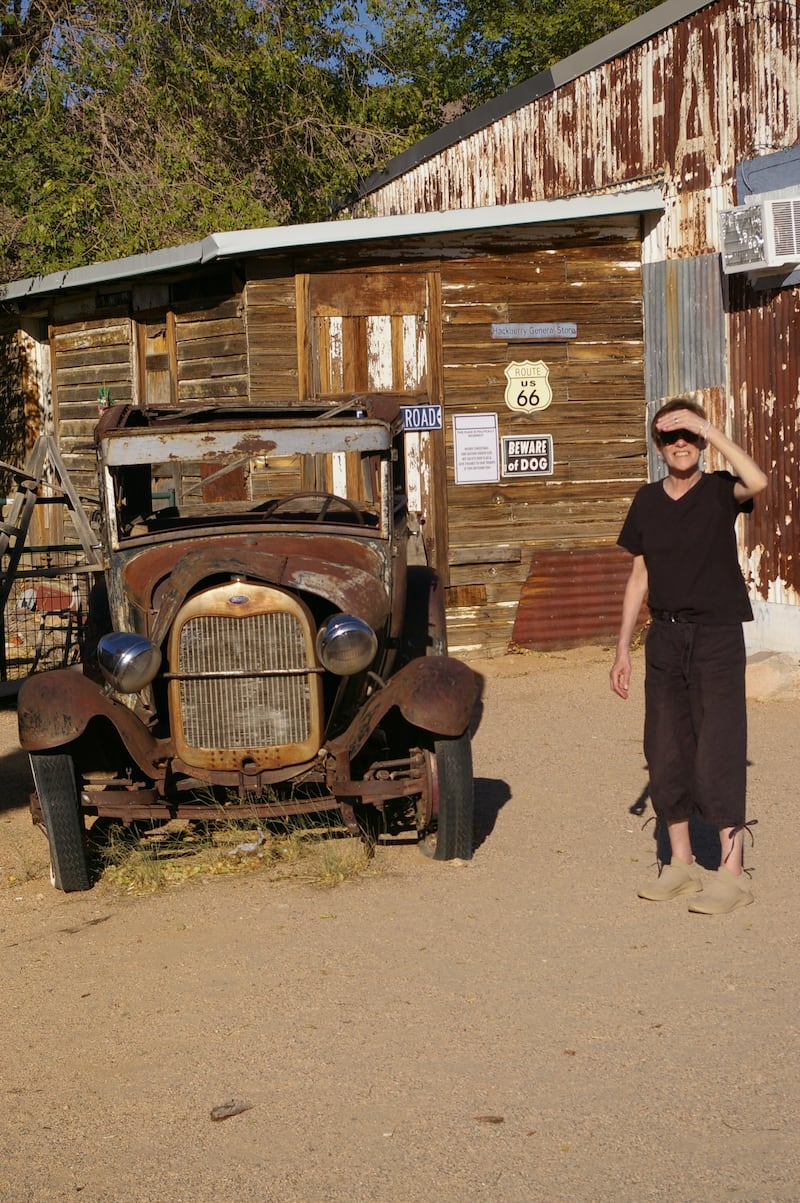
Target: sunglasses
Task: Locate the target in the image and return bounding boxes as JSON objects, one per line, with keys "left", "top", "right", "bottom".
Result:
{"left": 659, "top": 428, "right": 702, "bottom": 446}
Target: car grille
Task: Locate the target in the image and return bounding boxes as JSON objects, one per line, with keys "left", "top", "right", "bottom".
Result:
{"left": 168, "top": 583, "right": 323, "bottom": 772}
{"left": 179, "top": 611, "right": 311, "bottom": 748}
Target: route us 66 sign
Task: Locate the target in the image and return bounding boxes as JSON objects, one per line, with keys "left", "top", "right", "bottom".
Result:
{"left": 503, "top": 361, "right": 553, "bottom": 413}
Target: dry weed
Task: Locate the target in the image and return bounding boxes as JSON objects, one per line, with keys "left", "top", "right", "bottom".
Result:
{"left": 1, "top": 841, "right": 50, "bottom": 887}
{"left": 93, "top": 812, "right": 378, "bottom": 895}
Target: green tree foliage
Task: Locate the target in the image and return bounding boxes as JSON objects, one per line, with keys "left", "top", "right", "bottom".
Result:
{"left": 1, "top": 0, "right": 665, "bottom": 282}
{"left": 468, "top": 0, "right": 666, "bottom": 98}
{"left": 367, "top": 0, "right": 665, "bottom": 109}
{"left": 0, "top": 0, "right": 421, "bottom": 280}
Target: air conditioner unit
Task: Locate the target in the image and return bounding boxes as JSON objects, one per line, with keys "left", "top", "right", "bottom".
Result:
{"left": 719, "top": 195, "right": 800, "bottom": 274}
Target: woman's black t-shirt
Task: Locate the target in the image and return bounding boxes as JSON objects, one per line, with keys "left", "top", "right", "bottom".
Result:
{"left": 617, "top": 470, "right": 753, "bottom": 624}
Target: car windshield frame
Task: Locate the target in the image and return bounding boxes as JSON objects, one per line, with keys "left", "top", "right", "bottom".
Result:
{"left": 98, "top": 416, "right": 397, "bottom": 550}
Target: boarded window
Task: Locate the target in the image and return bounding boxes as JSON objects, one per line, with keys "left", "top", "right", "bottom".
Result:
{"left": 138, "top": 314, "right": 176, "bottom": 407}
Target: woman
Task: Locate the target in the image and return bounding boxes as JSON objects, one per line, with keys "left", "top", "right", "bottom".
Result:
{"left": 610, "top": 394, "right": 768, "bottom": 914}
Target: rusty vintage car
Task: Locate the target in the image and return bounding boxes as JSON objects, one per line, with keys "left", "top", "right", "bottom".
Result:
{"left": 17, "top": 397, "right": 479, "bottom": 891}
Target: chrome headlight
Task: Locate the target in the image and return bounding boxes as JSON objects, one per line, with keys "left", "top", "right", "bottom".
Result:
{"left": 98, "top": 632, "right": 161, "bottom": 693}
{"left": 316, "top": 615, "right": 378, "bottom": 676}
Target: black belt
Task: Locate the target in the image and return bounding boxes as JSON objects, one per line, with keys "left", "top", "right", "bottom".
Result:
{"left": 649, "top": 607, "right": 695, "bottom": 624}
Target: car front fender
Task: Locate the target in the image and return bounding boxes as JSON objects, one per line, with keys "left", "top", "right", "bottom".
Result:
{"left": 17, "top": 670, "right": 168, "bottom": 778}
{"left": 326, "top": 656, "right": 480, "bottom": 760}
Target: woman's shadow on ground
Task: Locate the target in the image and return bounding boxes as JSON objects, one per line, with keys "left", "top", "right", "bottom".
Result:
{"left": 629, "top": 780, "right": 729, "bottom": 870}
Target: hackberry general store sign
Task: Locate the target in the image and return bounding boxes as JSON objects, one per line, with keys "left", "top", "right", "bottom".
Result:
{"left": 492, "top": 322, "right": 577, "bottom": 341}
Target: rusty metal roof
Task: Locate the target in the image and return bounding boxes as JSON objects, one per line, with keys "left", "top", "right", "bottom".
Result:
{"left": 349, "top": 0, "right": 719, "bottom": 204}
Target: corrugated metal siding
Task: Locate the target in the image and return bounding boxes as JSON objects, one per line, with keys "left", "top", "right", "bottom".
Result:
{"left": 643, "top": 253, "right": 726, "bottom": 400}
{"left": 511, "top": 545, "right": 647, "bottom": 650}
{"left": 728, "top": 279, "right": 800, "bottom": 603}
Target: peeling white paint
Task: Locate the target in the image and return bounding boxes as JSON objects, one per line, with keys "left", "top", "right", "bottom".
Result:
{"left": 366, "top": 315, "right": 393, "bottom": 390}
{"left": 331, "top": 452, "right": 348, "bottom": 497}
{"left": 405, "top": 433, "right": 423, "bottom": 512}
{"left": 746, "top": 598, "right": 800, "bottom": 655}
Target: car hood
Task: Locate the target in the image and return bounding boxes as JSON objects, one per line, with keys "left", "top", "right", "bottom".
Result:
{"left": 118, "top": 533, "right": 392, "bottom": 641}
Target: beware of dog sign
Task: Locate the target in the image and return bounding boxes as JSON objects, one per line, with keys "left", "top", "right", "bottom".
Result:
{"left": 501, "top": 435, "right": 554, "bottom": 477}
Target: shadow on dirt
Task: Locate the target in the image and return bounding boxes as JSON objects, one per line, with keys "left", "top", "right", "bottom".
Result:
{"left": 0, "top": 697, "right": 31, "bottom": 815}
{"left": 474, "top": 776, "right": 511, "bottom": 850}
{"left": 628, "top": 779, "right": 753, "bottom": 872}
{"left": 468, "top": 673, "right": 486, "bottom": 736}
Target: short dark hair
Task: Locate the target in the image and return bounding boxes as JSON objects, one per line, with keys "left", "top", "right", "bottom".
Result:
{"left": 651, "top": 396, "right": 707, "bottom": 446}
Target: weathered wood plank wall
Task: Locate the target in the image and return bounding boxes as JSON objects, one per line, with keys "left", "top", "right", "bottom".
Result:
{"left": 13, "top": 214, "right": 648, "bottom": 655}
{"left": 436, "top": 219, "right": 646, "bottom": 653}
{"left": 51, "top": 314, "right": 134, "bottom": 507}
{"left": 246, "top": 260, "right": 299, "bottom": 402}
{"left": 174, "top": 297, "right": 248, "bottom": 405}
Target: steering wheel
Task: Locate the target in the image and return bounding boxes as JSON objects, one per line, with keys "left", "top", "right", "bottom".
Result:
{"left": 263, "top": 491, "right": 366, "bottom": 525}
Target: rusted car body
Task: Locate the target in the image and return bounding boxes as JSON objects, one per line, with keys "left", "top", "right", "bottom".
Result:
{"left": 18, "top": 397, "right": 479, "bottom": 890}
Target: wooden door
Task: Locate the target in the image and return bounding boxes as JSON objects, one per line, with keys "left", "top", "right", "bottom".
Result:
{"left": 301, "top": 269, "right": 447, "bottom": 575}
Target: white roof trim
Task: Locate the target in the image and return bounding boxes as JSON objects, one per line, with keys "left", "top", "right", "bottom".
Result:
{"left": 3, "top": 188, "right": 664, "bottom": 301}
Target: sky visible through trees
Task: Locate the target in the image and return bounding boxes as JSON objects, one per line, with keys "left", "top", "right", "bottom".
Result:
{"left": 0, "top": 0, "right": 663, "bottom": 282}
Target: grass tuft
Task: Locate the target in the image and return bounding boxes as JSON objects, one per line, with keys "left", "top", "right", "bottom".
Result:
{"left": 2, "top": 842, "right": 50, "bottom": 887}
{"left": 90, "top": 811, "right": 380, "bottom": 895}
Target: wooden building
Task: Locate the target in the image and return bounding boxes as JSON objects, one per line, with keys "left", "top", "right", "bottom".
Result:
{"left": 347, "top": 0, "right": 800, "bottom": 657}
{"left": 3, "top": 0, "right": 799, "bottom": 658}
{"left": 0, "top": 192, "right": 662, "bottom": 656}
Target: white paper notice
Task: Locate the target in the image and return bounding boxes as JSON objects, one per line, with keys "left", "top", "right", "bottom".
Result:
{"left": 452, "top": 413, "right": 500, "bottom": 485}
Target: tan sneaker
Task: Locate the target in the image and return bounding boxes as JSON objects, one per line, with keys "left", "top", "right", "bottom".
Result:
{"left": 638, "top": 859, "right": 702, "bottom": 901}
{"left": 688, "top": 867, "right": 753, "bottom": 914}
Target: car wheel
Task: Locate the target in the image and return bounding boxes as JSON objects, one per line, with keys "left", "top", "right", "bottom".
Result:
{"left": 420, "top": 731, "right": 474, "bottom": 861}
{"left": 29, "top": 753, "right": 91, "bottom": 892}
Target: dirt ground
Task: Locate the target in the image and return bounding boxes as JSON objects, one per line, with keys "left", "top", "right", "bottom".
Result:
{"left": 1, "top": 644, "right": 798, "bottom": 1203}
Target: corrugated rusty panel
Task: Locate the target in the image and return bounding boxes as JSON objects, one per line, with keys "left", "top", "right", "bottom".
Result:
{"left": 356, "top": 1, "right": 799, "bottom": 261}
{"left": 643, "top": 253, "right": 726, "bottom": 401}
{"left": 728, "top": 279, "right": 800, "bottom": 603}
{"left": 511, "top": 545, "right": 644, "bottom": 650}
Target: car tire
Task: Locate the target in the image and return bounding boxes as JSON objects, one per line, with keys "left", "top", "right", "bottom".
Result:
{"left": 29, "top": 753, "right": 91, "bottom": 892}
{"left": 421, "top": 731, "right": 474, "bottom": 861}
